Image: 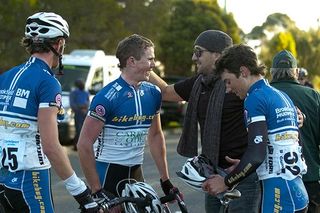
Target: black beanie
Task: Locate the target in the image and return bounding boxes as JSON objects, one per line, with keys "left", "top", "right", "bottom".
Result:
{"left": 194, "top": 30, "right": 233, "bottom": 53}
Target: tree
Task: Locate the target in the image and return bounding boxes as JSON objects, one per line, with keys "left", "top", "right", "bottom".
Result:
{"left": 118, "top": 0, "right": 172, "bottom": 44}
{"left": 0, "top": 0, "right": 37, "bottom": 72}
{"left": 0, "top": 0, "right": 174, "bottom": 72}
{"left": 158, "top": 0, "right": 241, "bottom": 76}
{"left": 260, "top": 31, "right": 296, "bottom": 71}
{"left": 247, "top": 13, "right": 320, "bottom": 79}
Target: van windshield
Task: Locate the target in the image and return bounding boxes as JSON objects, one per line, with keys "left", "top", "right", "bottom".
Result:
{"left": 56, "top": 65, "right": 90, "bottom": 92}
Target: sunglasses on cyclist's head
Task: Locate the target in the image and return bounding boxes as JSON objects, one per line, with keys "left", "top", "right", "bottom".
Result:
{"left": 193, "top": 47, "right": 210, "bottom": 58}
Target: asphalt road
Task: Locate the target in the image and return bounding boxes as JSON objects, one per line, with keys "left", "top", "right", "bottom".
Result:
{"left": 52, "top": 128, "right": 205, "bottom": 213}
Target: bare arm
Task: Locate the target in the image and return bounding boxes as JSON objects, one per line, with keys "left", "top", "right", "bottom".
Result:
{"left": 149, "top": 71, "right": 183, "bottom": 102}
{"left": 77, "top": 116, "right": 105, "bottom": 193}
{"left": 147, "top": 113, "right": 170, "bottom": 181}
{"left": 38, "top": 107, "right": 74, "bottom": 180}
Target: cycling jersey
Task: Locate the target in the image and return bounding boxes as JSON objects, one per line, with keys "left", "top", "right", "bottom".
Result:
{"left": 88, "top": 76, "right": 161, "bottom": 166}
{"left": 244, "top": 79, "right": 308, "bottom": 212}
{"left": 0, "top": 57, "right": 63, "bottom": 172}
{"left": 245, "top": 79, "right": 307, "bottom": 180}
{"left": 0, "top": 57, "right": 63, "bottom": 212}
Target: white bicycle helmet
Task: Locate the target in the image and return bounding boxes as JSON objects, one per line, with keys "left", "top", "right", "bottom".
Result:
{"left": 25, "top": 12, "right": 69, "bottom": 40}
{"left": 122, "top": 182, "right": 163, "bottom": 213}
{"left": 176, "top": 154, "right": 217, "bottom": 192}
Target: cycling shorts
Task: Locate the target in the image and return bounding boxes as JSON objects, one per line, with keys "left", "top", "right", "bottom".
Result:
{"left": 261, "top": 177, "right": 308, "bottom": 213}
{"left": 0, "top": 168, "right": 54, "bottom": 212}
{"left": 96, "top": 161, "right": 144, "bottom": 197}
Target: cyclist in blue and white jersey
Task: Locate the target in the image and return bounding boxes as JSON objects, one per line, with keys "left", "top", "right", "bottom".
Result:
{"left": 0, "top": 12, "right": 99, "bottom": 213}
{"left": 203, "top": 44, "right": 308, "bottom": 213}
{"left": 77, "top": 34, "right": 179, "bottom": 204}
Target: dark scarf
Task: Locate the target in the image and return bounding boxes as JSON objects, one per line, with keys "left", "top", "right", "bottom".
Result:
{"left": 177, "top": 73, "right": 226, "bottom": 165}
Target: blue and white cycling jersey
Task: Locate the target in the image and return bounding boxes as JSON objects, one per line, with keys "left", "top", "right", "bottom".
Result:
{"left": 89, "top": 76, "right": 161, "bottom": 166}
{"left": 244, "top": 79, "right": 307, "bottom": 180}
{"left": 0, "top": 57, "right": 63, "bottom": 171}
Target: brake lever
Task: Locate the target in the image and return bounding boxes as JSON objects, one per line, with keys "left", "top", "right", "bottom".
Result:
{"left": 170, "top": 188, "right": 188, "bottom": 213}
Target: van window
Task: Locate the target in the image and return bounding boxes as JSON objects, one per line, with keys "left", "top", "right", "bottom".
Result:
{"left": 56, "top": 65, "right": 90, "bottom": 92}
{"left": 89, "top": 67, "right": 104, "bottom": 94}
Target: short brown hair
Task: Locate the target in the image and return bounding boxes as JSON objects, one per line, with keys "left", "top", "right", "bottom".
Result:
{"left": 20, "top": 37, "right": 61, "bottom": 54}
{"left": 216, "top": 44, "right": 266, "bottom": 77}
{"left": 116, "top": 34, "right": 154, "bottom": 69}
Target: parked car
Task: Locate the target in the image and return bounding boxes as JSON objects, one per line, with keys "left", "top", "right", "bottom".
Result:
{"left": 160, "top": 76, "right": 188, "bottom": 127}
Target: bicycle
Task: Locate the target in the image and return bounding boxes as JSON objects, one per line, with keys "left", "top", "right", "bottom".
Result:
{"left": 95, "top": 180, "right": 188, "bottom": 213}
{"left": 98, "top": 189, "right": 187, "bottom": 213}
{"left": 216, "top": 188, "right": 241, "bottom": 213}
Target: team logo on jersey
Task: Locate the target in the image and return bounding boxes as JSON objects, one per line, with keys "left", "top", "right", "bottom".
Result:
{"left": 11, "top": 177, "right": 18, "bottom": 183}
{"left": 254, "top": 135, "right": 263, "bottom": 144}
{"left": 112, "top": 82, "right": 122, "bottom": 91}
{"left": 55, "top": 94, "right": 62, "bottom": 106}
{"left": 95, "top": 105, "right": 106, "bottom": 116}
{"left": 13, "top": 88, "right": 30, "bottom": 109}
{"left": 139, "top": 90, "right": 144, "bottom": 96}
{"left": 127, "top": 92, "right": 133, "bottom": 98}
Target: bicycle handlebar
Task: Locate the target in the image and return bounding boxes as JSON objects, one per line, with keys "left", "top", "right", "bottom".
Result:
{"left": 160, "top": 188, "right": 188, "bottom": 213}
{"left": 98, "top": 188, "right": 188, "bottom": 213}
{"left": 99, "top": 194, "right": 153, "bottom": 212}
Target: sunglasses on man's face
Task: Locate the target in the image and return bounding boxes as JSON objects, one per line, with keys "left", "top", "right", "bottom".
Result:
{"left": 193, "top": 48, "right": 209, "bottom": 58}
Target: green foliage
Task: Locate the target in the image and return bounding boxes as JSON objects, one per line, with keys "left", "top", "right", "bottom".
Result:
{"left": 158, "top": 0, "right": 241, "bottom": 76}
{"left": 250, "top": 13, "right": 320, "bottom": 78}
{"left": 0, "top": 0, "right": 38, "bottom": 71}
{"left": 294, "top": 29, "right": 320, "bottom": 77}
{"left": 0, "top": 0, "right": 172, "bottom": 71}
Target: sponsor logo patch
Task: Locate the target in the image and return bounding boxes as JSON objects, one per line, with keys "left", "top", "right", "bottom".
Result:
{"left": 55, "top": 94, "right": 62, "bottom": 106}
{"left": 95, "top": 105, "right": 106, "bottom": 117}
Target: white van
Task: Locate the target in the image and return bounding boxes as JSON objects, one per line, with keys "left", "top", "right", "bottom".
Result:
{"left": 55, "top": 49, "right": 121, "bottom": 144}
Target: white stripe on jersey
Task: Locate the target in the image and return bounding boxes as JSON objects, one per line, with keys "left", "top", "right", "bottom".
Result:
{"left": 268, "top": 125, "right": 299, "bottom": 134}
{"left": 251, "top": 115, "right": 266, "bottom": 123}
{"left": 105, "top": 124, "right": 151, "bottom": 130}
{"left": 0, "top": 110, "right": 37, "bottom": 121}
{"left": 273, "top": 87, "right": 296, "bottom": 126}
{"left": 9, "top": 57, "right": 34, "bottom": 90}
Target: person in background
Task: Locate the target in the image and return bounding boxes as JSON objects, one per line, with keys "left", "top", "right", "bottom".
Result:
{"left": 204, "top": 44, "right": 309, "bottom": 213}
{"left": 298, "top": 67, "right": 314, "bottom": 88}
{"left": 270, "top": 50, "right": 320, "bottom": 213}
{"left": 77, "top": 34, "right": 179, "bottom": 207}
{"left": 69, "top": 78, "right": 90, "bottom": 151}
{"left": 0, "top": 12, "right": 100, "bottom": 212}
{"left": 149, "top": 30, "right": 261, "bottom": 213}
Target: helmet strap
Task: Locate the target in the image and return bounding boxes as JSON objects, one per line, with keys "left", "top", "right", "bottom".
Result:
{"left": 45, "top": 41, "right": 64, "bottom": 75}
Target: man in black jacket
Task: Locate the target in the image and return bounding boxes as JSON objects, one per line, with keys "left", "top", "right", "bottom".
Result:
{"left": 270, "top": 50, "right": 320, "bottom": 213}
{"left": 149, "top": 30, "right": 261, "bottom": 213}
